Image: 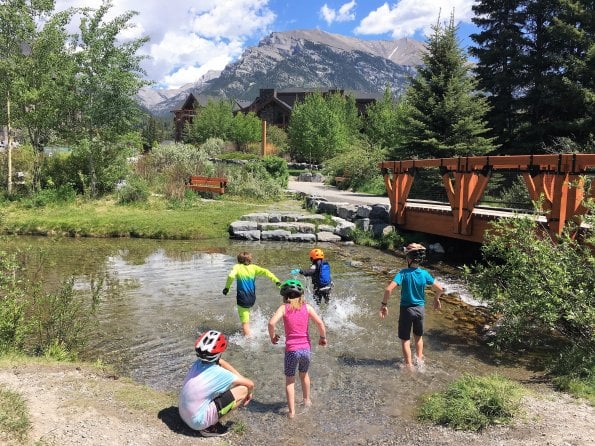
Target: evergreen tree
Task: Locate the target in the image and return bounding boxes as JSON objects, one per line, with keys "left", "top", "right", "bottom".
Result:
{"left": 471, "top": 0, "right": 594, "bottom": 152}
{"left": 470, "top": 0, "right": 529, "bottom": 149}
{"left": 521, "top": 0, "right": 594, "bottom": 150}
{"left": 142, "top": 115, "right": 157, "bottom": 149}
{"left": 399, "top": 14, "right": 497, "bottom": 159}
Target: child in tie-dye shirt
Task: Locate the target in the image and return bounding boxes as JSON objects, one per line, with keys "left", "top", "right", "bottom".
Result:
{"left": 223, "top": 252, "right": 280, "bottom": 336}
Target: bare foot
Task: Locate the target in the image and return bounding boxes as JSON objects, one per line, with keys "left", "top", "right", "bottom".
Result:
{"left": 287, "top": 412, "right": 295, "bottom": 419}
{"left": 303, "top": 399, "right": 312, "bottom": 407}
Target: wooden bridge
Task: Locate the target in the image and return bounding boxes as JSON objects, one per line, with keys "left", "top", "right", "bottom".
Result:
{"left": 379, "top": 154, "right": 595, "bottom": 243}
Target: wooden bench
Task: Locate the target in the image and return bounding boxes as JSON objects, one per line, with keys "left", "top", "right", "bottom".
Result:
{"left": 334, "top": 176, "right": 351, "bottom": 187}
{"left": 186, "top": 176, "right": 228, "bottom": 195}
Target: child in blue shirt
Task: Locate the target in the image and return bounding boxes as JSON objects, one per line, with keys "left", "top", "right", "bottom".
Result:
{"left": 379, "top": 243, "right": 444, "bottom": 369}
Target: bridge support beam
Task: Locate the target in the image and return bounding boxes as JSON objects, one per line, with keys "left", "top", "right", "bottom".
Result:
{"left": 522, "top": 172, "right": 589, "bottom": 238}
{"left": 383, "top": 170, "right": 414, "bottom": 224}
{"left": 443, "top": 171, "right": 491, "bottom": 235}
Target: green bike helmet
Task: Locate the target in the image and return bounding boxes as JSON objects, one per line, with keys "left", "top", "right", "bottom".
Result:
{"left": 280, "top": 279, "right": 304, "bottom": 297}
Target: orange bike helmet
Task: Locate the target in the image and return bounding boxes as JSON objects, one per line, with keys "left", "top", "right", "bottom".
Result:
{"left": 309, "top": 248, "right": 324, "bottom": 261}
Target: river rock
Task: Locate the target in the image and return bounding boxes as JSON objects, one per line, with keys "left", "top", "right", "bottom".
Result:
{"left": 240, "top": 213, "right": 270, "bottom": 223}
{"left": 297, "top": 214, "right": 326, "bottom": 223}
{"left": 318, "top": 224, "right": 335, "bottom": 233}
{"left": 261, "top": 229, "right": 291, "bottom": 241}
{"left": 288, "top": 233, "right": 317, "bottom": 242}
{"left": 229, "top": 220, "right": 258, "bottom": 234}
{"left": 297, "top": 172, "right": 324, "bottom": 182}
{"left": 356, "top": 205, "right": 372, "bottom": 218}
{"left": 337, "top": 204, "right": 359, "bottom": 220}
{"left": 371, "top": 222, "right": 394, "bottom": 237}
{"left": 369, "top": 204, "right": 390, "bottom": 222}
{"left": 305, "top": 196, "right": 327, "bottom": 209}
{"left": 230, "top": 230, "right": 261, "bottom": 240}
{"left": 429, "top": 242, "right": 445, "bottom": 253}
{"left": 316, "top": 231, "right": 342, "bottom": 242}
{"left": 280, "top": 213, "right": 301, "bottom": 222}
{"left": 258, "top": 222, "right": 316, "bottom": 233}
{"left": 355, "top": 218, "right": 370, "bottom": 231}
{"left": 334, "top": 220, "right": 356, "bottom": 238}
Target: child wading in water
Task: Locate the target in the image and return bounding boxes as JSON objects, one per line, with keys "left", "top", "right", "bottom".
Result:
{"left": 223, "top": 251, "right": 280, "bottom": 336}
{"left": 292, "top": 248, "right": 333, "bottom": 305}
{"left": 268, "top": 279, "right": 327, "bottom": 418}
{"left": 380, "top": 243, "right": 444, "bottom": 370}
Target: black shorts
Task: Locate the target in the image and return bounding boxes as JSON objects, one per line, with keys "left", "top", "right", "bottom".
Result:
{"left": 213, "top": 389, "right": 235, "bottom": 417}
{"left": 398, "top": 306, "right": 425, "bottom": 340}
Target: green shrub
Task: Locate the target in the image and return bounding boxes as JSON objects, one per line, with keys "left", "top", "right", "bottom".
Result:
{"left": 465, "top": 205, "right": 594, "bottom": 401}
{"left": 498, "top": 176, "right": 532, "bottom": 209}
{"left": 351, "top": 228, "right": 403, "bottom": 250}
{"left": 266, "top": 125, "right": 289, "bottom": 153}
{"left": 0, "top": 297, "right": 26, "bottom": 353}
{"left": 218, "top": 151, "right": 260, "bottom": 161}
{"left": 140, "top": 143, "right": 214, "bottom": 199}
{"left": 418, "top": 374, "right": 525, "bottom": 431}
{"left": 261, "top": 156, "right": 289, "bottom": 188}
{"left": 323, "top": 145, "right": 386, "bottom": 192}
{"left": 117, "top": 176, "right": 150, "bottom": 204}
{"left": 549, "top": 344, "right": 595, "bottom": 404}
{"left": 24, "top": 278, "right": 95, "bottom": 357}
{"left": 224, "top": 162, "right": 283, "bottom": 200}
{"left": 200, "top": 137, "right": 226, "bottom": 156}
{"left": 0, "top": 250, "right": 102, "bottom": 359}
{"left": 166, "top": 189, "right": 201, "bottom": 210}
{"left": 18, "top": 184, "right": 78, "bottom": 209}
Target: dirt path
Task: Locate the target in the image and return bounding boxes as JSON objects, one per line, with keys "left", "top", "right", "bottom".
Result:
{"left": 287, "top": 179, "right": 390, "bottom": 206}
{"left": 1, "top": 362, "right": 593, "bottom": 446}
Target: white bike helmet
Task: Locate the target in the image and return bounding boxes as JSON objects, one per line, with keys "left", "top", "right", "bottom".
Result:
{"left": 194, "top": 330, "right": 227, "bottom": 363}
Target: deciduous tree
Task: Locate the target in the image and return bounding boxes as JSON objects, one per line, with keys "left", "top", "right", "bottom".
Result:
{"left": 287, "top": 91, "right": 360, "bottom": 164}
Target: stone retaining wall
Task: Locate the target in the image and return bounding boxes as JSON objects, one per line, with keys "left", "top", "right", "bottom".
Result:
{"left": 228, "top": 194, "right": 395, "bottom": 243}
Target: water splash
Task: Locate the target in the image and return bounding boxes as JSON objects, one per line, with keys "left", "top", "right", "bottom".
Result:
{"left": 317, "top": 290, "right": 364, "bottom": 334}
{"left": 228, "top": 307, "right": 279, "bottom": 350}
{"left": 437, "top": 276, "right": 486, "bottom": 307}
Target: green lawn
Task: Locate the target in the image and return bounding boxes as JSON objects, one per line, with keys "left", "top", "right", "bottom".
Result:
{"left": 0, "top": 196, "right": 261, "bottom": 239}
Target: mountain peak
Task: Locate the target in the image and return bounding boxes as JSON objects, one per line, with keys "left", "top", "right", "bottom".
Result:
{"left": 139, "top": 29, "right": 426, "bottom": 115}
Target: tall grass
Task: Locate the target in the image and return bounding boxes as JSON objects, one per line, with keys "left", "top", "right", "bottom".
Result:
{"left": 418, "top": 374, "right": 525, "bottom": 431}
{"left": 0, "top": 385, "right": 31, "bottom": 444}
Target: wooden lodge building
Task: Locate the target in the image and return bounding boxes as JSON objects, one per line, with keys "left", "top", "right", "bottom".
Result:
{"left": 171, "top": 88, "right": 382, "bottom": 142}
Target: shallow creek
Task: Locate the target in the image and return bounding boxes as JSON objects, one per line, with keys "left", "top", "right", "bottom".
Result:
{"left": 5, "top": 236, "right": 534, "bottom": 444}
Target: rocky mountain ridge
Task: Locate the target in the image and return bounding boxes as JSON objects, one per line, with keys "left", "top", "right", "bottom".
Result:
{"left": 138, "top": 29, "right": 426, "bottom": 116}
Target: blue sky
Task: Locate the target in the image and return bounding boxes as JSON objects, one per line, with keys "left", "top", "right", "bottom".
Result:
{"left": 54, "top": 1, "right": 479, "bottom": 89}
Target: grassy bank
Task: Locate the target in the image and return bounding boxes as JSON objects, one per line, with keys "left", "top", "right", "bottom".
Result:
{"left": 0, "top": 196, "right": 260, "bottom": 239}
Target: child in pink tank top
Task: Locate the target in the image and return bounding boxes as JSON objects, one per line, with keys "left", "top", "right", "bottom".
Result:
{"left": 268, "top": 279, "right": 327, "bottom": 419}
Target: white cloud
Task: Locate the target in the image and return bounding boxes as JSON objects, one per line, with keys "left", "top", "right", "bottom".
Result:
{"left": 354, "top": 0, "right": 475, "bottom": 38}
{"left": 53, "top": 0, "right": 276, "bottom": 89}
{"left": 162, "top": 55, "right": 231, "bottom": 89}
{"left": 320, "top": 1, "right": 357, "bottom": 26}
